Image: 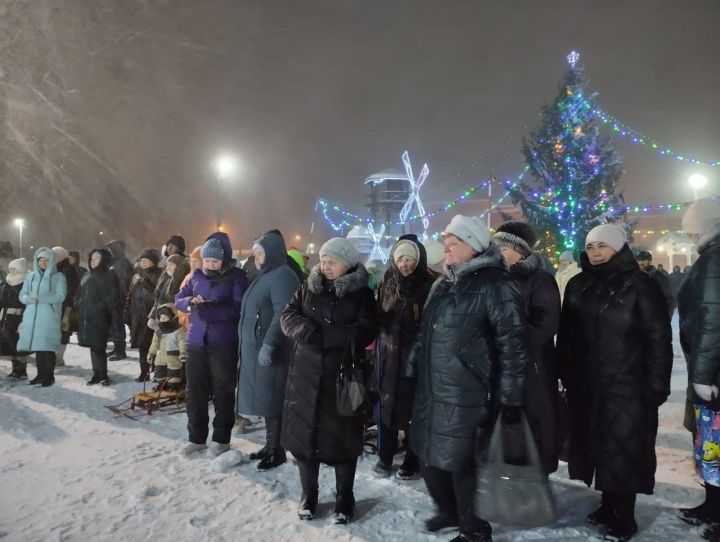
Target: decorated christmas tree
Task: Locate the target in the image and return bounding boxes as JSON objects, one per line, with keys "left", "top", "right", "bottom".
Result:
{"left": 509, "top": 51, "right": 625, "bottom": 258}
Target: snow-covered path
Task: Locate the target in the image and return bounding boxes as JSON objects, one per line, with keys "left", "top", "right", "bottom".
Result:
{"left": 0, "top": 318, "right": 706, "bottom": 541}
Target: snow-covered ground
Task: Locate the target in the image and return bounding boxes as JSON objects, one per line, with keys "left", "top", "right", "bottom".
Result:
{"left": 0, "top": 318, "right": 707, "bottom": 541}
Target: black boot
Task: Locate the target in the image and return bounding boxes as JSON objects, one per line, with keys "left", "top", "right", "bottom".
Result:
{"left": 257, "top": 417, "right": 287, "bottom": 470}
{"left": 679, "top": 484, "right": 720, "bottom": 526}
{"left": 333, "top": 461, "right": 357, "bottom": 524}
{"left": 603, "top": 492, "right": 637, "bottom": 542}
{"left": 7, "top": 359, "right": 28, "bottom": 381}
{"left": 30, "top": 354, "right": 47, "bottom": 386}
{"left": 249, "top": 445, "right": 269, "bottom": 461}
{"left": 587, "top": 492, "right": 614, "bottom": 526}
{"left": 425, "top": 513, "right": 460, "bottom": 532}
{"left": 396, "top": 450, "right": 420, "bottom": 480}
{"left": 297, "top": 460, "right": 320, "bottom": 520}
{"left": 109, "top": 350, "right": 127, "bottom": 361}
{"left": 449, "top": 524, "right": 493, "bottom": 542}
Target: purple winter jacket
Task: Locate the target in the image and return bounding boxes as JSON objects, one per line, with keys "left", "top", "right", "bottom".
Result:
{"left": 175, "top": 232, "right": 248, "bottom": 348}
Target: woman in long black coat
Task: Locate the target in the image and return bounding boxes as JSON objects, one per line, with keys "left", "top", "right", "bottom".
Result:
{"left": 408, "top": 215, "right": 529, "bottom": 542}
{"left": 557, "top": 224, "right": 673, "bottom": 541}
{"left": 676, "top": 200, "right": 720, "bottom": 539}
{"left": 125, "top": 248, "right": 162, "bottom": 381}
{"left": 1, "top": 258, "right": 29, "bottom": 380}
{"left": 374, "top": 237, "right": 435, "bottom": 479}
{"left": 493, "top": 221, "right": 561, "bottom": 475}
{"left": 280, "top": 238, "right": 378, "bottom": 524}
{"left": 76, "top": 249, "right": 119, "bottom": 385}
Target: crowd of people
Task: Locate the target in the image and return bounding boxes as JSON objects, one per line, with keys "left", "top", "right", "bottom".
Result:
{"left": 1, "top": 198, "right": 720, "bottom": 542}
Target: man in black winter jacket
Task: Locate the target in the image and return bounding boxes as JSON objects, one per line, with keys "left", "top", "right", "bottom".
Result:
{"left": 106, "top": 239, "right": 134, "bottom": 360}
{"left": 636, "top": 251, "right": 675, "bottom": 316}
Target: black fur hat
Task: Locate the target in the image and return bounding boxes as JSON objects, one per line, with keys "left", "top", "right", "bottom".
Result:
{"left": 493, "top": 221, "right": 537, "bottom": 257}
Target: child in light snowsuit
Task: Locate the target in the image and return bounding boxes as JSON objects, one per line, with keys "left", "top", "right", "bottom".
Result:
{"left": 148, "top": 304, "right": 187, "bottom": 390}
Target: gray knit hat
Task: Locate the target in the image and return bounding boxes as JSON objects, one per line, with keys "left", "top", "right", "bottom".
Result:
{"left": 201, "top": 237, "right": 225, "bottom": 261}
{"left": 558, "top": 250, "right": 575, "bottom": 263}
{"left": 319, "top": 238, "right": 361, "bottom": 268}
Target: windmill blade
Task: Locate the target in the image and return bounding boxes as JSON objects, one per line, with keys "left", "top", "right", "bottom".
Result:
{"left": 416, "top": 163, "right": 429, "bottom": 189}
{"left": 399, "top": 194, "right": 415, "bottom": 223}
{"left": 401, "top": 150, "right": 414, "bottom": 182}
{"left": 416, "top": 198, "right": 429, "bottom": 230}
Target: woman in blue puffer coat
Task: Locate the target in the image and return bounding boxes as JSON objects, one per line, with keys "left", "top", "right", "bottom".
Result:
{"left": 17, "top": 246, "right": 67, "bottom": 387}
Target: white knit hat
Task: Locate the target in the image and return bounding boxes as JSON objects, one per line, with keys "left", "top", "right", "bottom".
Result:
{"left": 585, "top": 224, "right": 626, "bottom": 252}
{"left": 392, "top": 240, "right": 420, "bottom": 265}
{"left": 682, "top": 198, "right": 720, "bottom": 235}
{"left": 8, "top": 258, "right": 27, "bottom": 274}
{"left": 52, "top": 246, "right": 69, "bottom": 263}
{"left": 443, "top": 215, "right": 491, "bottom": 254}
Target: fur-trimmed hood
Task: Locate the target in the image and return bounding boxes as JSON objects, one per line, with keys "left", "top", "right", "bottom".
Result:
{"left": 507, "top": 252, "right": 542, "bottom": 277}
{"left": 697, "top": 221, "right": 720, "bottom": 254}
{"left": 442, "top": 243, "right": 505, "bottom": 282}
{"left": 307, "top": 263, "right": 370, "bottom": 297}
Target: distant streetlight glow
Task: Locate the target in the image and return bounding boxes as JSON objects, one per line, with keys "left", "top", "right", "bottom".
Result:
{"left": 13, "top": 218, "right": 25, "bottom": 257}
{"left": 213, "top": 153, "right": 239, "bottom": 230}
{"left": 689, "top": 174, "right": 708, "bottom": 201}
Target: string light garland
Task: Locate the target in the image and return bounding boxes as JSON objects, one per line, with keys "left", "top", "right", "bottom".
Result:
{"left": 590, "top": 106, "right": 720, "bottom": 168}
{"left": 317, "top": 168, "right": 528, "bottom": 232}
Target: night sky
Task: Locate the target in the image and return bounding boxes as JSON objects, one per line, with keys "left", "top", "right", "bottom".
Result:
{"left": 2, "top": 0, "right": 719, "bottom": 254}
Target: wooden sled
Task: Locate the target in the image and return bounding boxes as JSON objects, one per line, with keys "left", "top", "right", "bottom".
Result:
{"left": 105, "top": 380, "right": 186, "bottom": 420}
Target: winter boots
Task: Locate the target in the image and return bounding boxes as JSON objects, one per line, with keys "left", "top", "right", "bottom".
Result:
{"left": 297, "top": 460, "right": 320, "bottom": 520}
{"left": 332, "top": 461, "right": 357, "bottom": 524}
{"left": 679, "top": 484, "right": 720, "bottom": 526}
{"left": 7, "top": 358, "right": 27, "bottom": 381}
{"left": 255, "top": 416, "right": 287, "bottom": 470}
{"left": 88, "top": 349, "right": 110, "bottom": 386}
{"left": 425, "top": 512, "right": 460, "bottom": 532}
{"left": 30, "top": 352, "right": 55, "bottom": 387}
{"left": 108, "top": 350, "right": 127, "bottom": 362}
{"left": 589, "top": 492, "right": 637, "bottom": 542}
{"left": 396, "top": 453, "right": 420, "bottom": 480}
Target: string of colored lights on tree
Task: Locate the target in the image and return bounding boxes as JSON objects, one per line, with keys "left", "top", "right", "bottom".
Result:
{"left": 590, "top": 106, "right": 720, "bottom": 168}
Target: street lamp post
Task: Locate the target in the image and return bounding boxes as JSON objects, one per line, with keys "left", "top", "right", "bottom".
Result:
{"left": 13, "top": 218, "right": 24, "bottom": 258}
{"left": 214, "top": 154, "right": 238, "bottom": 231}
{"left": 689, "top": 174, "right": 708, "bottom": 201}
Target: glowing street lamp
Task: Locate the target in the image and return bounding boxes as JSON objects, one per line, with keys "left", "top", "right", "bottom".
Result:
{"left": 689, "top": 174, "right": 708, "bottom": 201}
{"left": 13, "top": 218, "right": 25, "bottom": 258}
{"left": 213, "top": 154, "right": 238, "bottom": 231}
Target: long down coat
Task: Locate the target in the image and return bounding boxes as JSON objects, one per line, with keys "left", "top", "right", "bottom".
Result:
{"left": 376, "top": 239, "right": 435, "bottom": 430}
{"left": 407, "top": 245, "right": 529, "bottom": 472}
{"left": 236, "top": 232, "right": 300, "bottom": 417}
{"left": 557, "top": 245, "right": 673, "bottom": 494}
{"left": 125, "top": 264, "right": 162, "bottom": 350}
{"left": 280, "top": 264, "right": 378, "bottom": 463}
{"left": 76, "top": 249, "right": 119, "bottom": 350}
{"left": 678, "top": 223, "right": 720, "bottom": 423}
{"left": 506, "top": 252, "right": 561, "bottom": 474}
{"left": 17, "top": 247, "right": 67, "bottom": 354}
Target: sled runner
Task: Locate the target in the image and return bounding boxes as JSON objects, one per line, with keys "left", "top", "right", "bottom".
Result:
{"left": 105, "top": 380, "right": 185, "bottom": 420}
